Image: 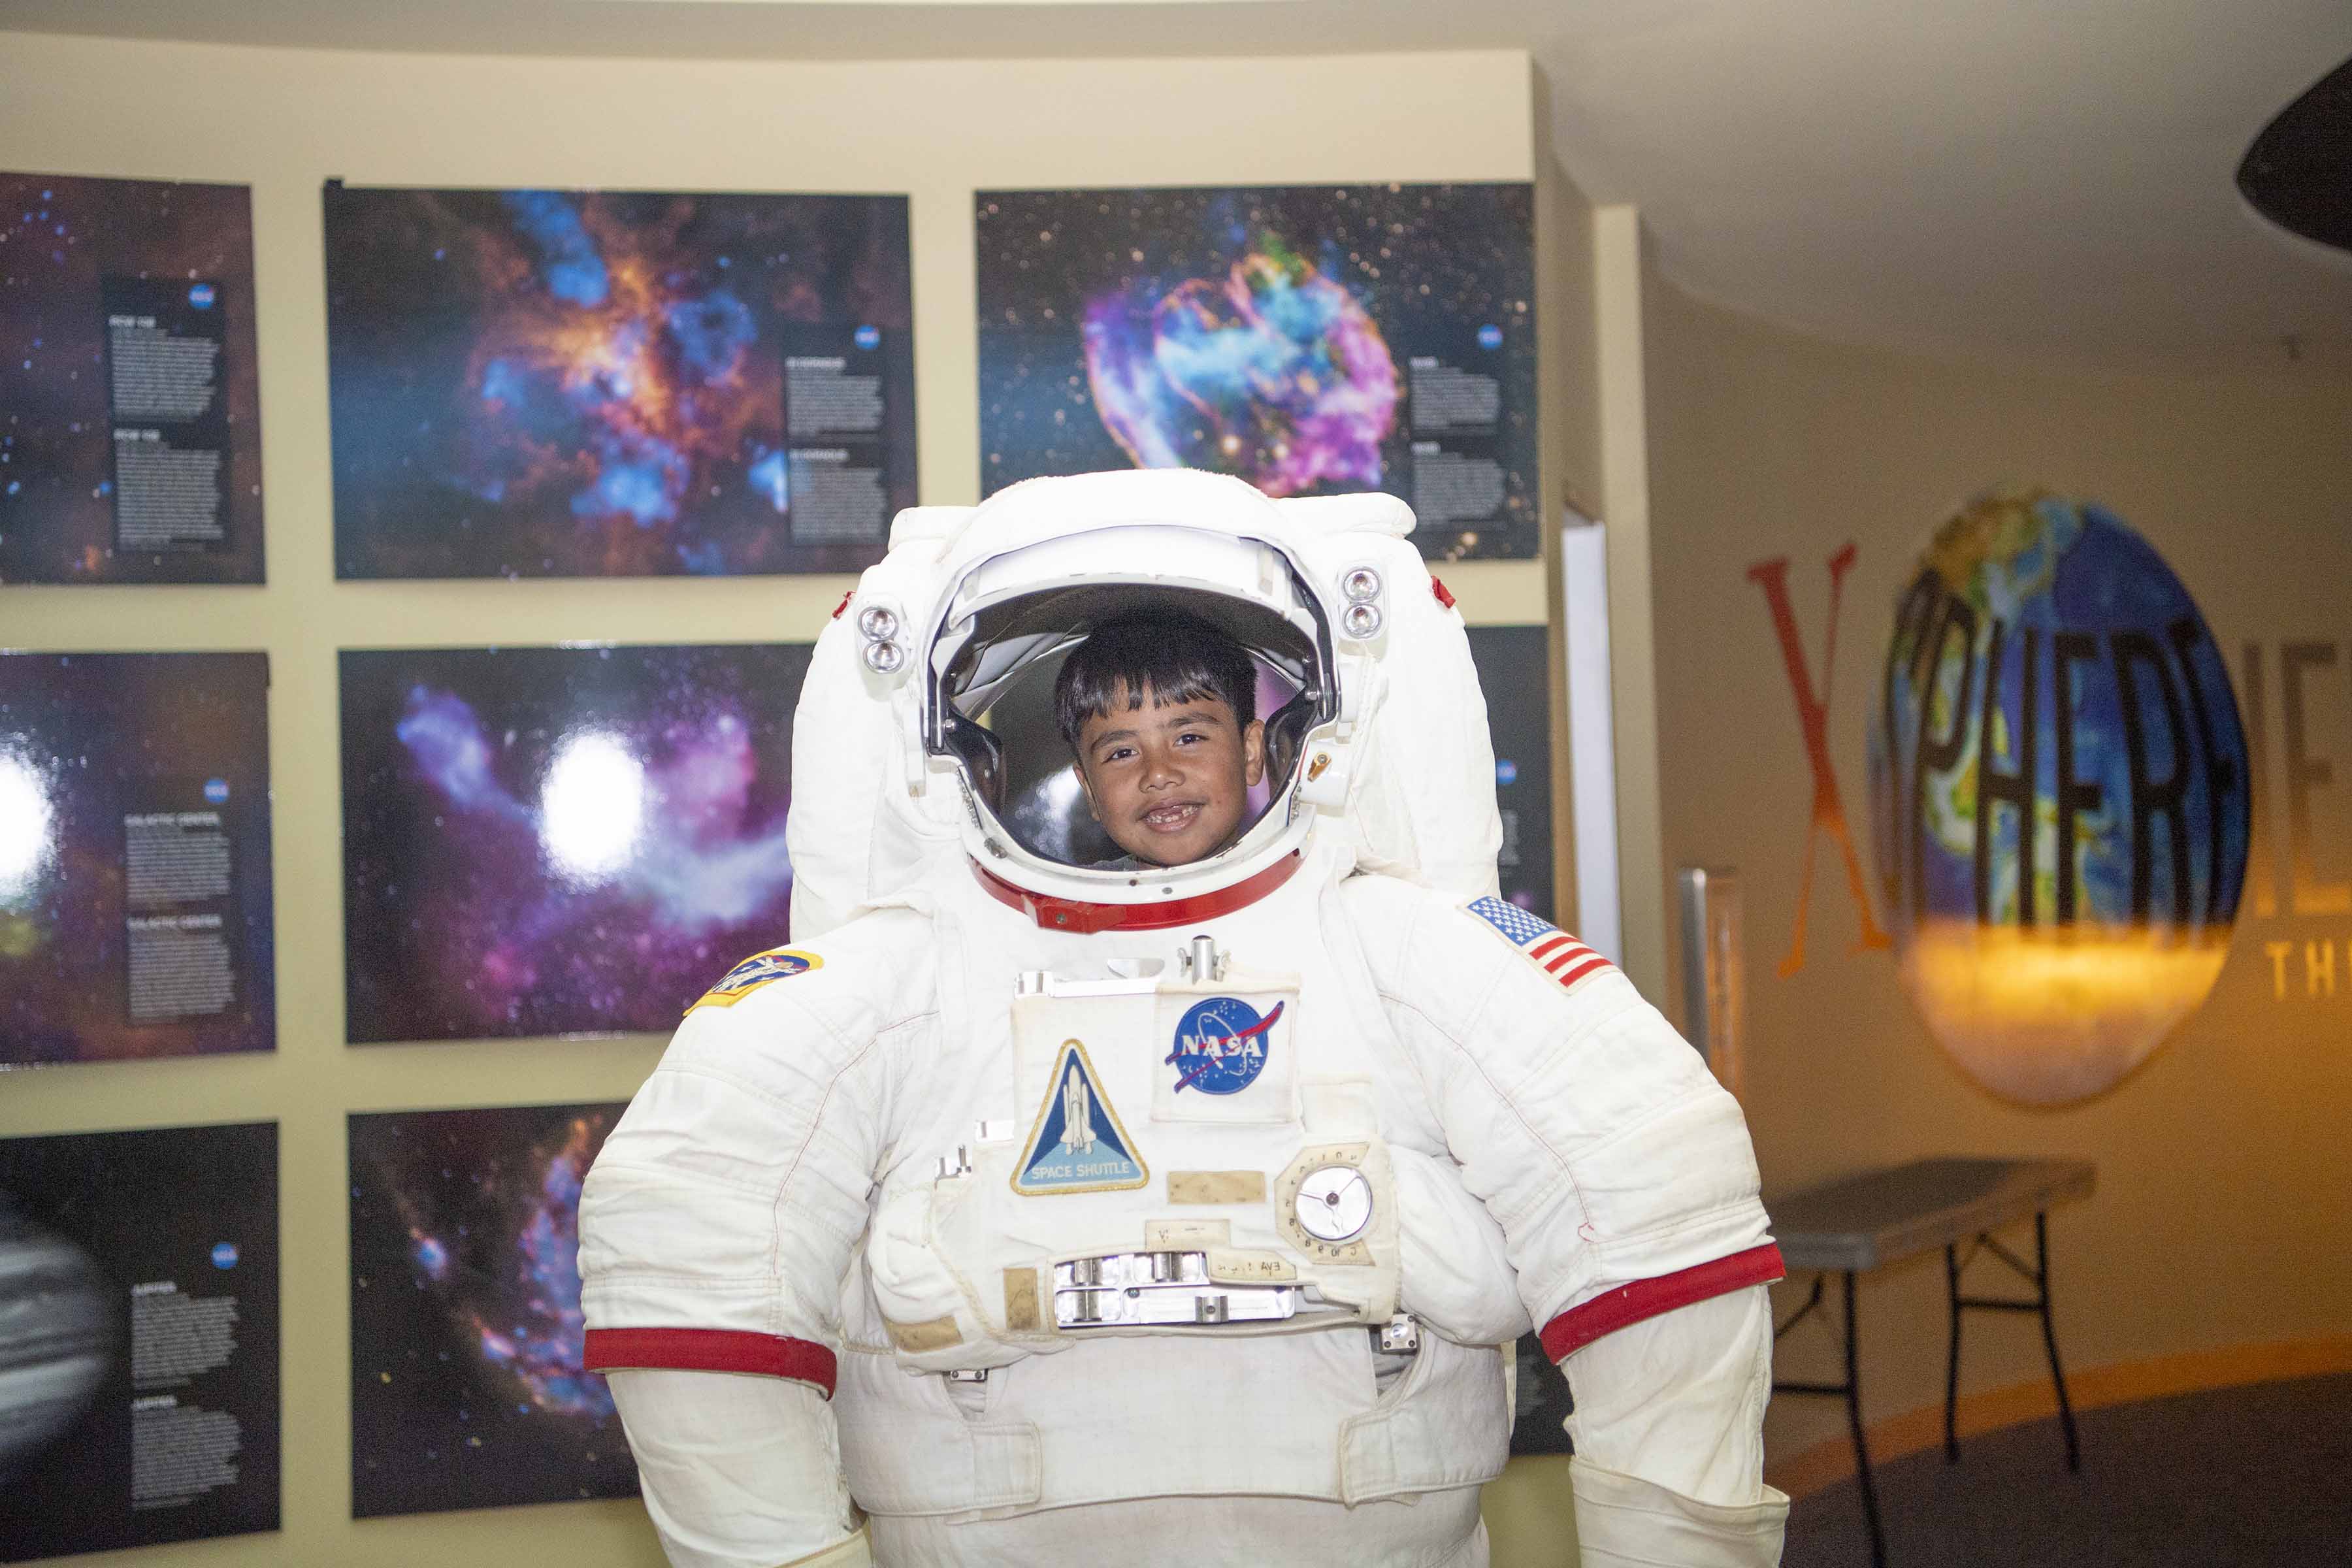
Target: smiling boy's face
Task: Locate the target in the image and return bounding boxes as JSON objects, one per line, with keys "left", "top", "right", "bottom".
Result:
{"left": 1073, "top": 679, "right": 1266, "bottom": 868}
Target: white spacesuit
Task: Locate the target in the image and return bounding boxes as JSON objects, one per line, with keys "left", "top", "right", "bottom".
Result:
{"left": 579, "top": 470, "right": 1789, "bottom": 1568}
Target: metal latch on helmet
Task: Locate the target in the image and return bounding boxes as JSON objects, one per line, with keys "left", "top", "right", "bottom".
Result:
{"left": 1054, "top": 1250, "right": 1299, "bottom": 1329}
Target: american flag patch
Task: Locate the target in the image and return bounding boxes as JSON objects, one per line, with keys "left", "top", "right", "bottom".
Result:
{"left": 1465, "top": 896, "right": 1617, "bottom": 992}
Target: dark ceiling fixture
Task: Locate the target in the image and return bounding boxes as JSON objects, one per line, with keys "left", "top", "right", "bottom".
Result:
{"left": 2238, "top": 53, "right": 2352, "bottom": 253}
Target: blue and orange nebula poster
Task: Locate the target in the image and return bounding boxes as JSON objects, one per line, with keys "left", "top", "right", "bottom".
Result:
{"left": 0, "top": 1122, "right": 280, "bottom": 1560}
{"left": 339, "top": 642, "right": 808, "bottom": 1043}
{"left": 976, "top": 183, "right": 1537, "bottom": 561}
{"left": 350, "top": 1103, "right": 631, "bottom": 1518}
{"left": 0, "top": 172, "right": 266, "bottom": 584}
{"left": 0, "top": 651, "right": 276, "bottom": 1068}
{"left": 325, "top": 184, "right": 915, "bottom": 580}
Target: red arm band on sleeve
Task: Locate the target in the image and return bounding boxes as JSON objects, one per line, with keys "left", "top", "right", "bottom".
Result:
{"left": 1539, "top": 1243, "right": 1787, "bottom": 1362}
{"left": 582, "top": 1327, "right": 838, "bottom": 1399}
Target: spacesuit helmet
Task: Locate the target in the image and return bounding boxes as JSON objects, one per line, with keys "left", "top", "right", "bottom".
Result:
{"left": 919, "top": 519, "right": 1341, "bottom": 916}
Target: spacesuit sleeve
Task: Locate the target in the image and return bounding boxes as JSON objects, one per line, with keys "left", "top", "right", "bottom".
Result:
{"left": 578, "top": 930, "right": 923, "bottom": 1568}
{"left": 1359, "top": 887, "right": 1783, "bottom": 1354}
{"left": 1357, "top": 882, "right": 1788, "bottom": 1558}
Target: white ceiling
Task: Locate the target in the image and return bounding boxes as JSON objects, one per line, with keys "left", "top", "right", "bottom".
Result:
{"left": 6, "top": 0, "right": 2349, "bottom": 376}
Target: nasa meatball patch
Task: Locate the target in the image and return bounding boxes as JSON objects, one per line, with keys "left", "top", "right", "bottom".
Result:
{"left": 687, "top": 947, "right": 823, "bottom": 1011}
{"left": 1166, "top": 996, "right": 1283, "bottom": 1096}
{"left": 1465, "top": 895, "right": 1618, "bottom": 994}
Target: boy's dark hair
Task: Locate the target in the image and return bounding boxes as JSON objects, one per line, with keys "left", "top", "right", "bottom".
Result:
{"left": 1054, "top": 610, "right": 1257, "bottom": 749}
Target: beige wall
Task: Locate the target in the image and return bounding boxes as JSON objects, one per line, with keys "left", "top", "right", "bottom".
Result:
{"left": 0, "top": 29, "right": 1589, "bottom": 1568}
{"left": 1640, "top": 255, "right": 2352, "bottom": 1466}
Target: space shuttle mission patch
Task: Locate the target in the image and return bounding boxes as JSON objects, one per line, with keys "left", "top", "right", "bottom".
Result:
{"left": 1465, "top": 895, "right": 1618, "bottom": 996}
{"left": 1013, "top": 1039, "right": 1147, "bottom": 1196}
{"left": 687, "top": 947, "right": 823, "bottom": 1012}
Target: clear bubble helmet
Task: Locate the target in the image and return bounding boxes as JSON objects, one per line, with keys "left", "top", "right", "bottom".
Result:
{"left": 787, "top": 468, "right": 1505, "bottom": 938}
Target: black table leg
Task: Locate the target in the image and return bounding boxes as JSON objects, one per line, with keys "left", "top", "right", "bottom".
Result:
{"left": 2034, "top": 1212, "right": 2081, "bottom": 1473}
{"left": 1844, "top": 1269, "right": 1887, "bottom": 1568}
{"left": 1944, "top": 1243, "right": 1963, "bottom": 1463}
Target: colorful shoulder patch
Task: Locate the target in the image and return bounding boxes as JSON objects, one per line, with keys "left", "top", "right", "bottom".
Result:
{"left": 1013, "top": 1039, "right": 1147, "bottom": 1196}
{"left": 1465, "top": 895, "right": 1618, "bottom": 995}
{"left": 688, "top": 947, "right": 823, "bottom": 1012}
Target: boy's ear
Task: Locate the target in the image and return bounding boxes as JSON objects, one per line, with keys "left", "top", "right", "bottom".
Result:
{"left": 1243, "top": 719, "right": 1266, "bottom": 787}
{"left": 1073, "top": 760, "right": 1101, "bottom": 822}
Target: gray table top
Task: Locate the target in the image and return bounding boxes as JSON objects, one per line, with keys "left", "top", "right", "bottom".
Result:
{"left": 1765, "top": 1156, "right": 2097, "bottom": 1274}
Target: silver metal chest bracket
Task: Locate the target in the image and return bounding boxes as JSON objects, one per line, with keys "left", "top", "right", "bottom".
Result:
{"left": 1054, "top": 1250, "right": 1298, "bottom": 1329}
{"left": 1178, "top": 935, "right": 1226, "bottom": 983}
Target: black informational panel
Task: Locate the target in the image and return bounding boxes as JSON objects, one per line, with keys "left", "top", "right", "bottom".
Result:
{"left": 324, "top": 184, "right": 915, "bottom": 580}
{"left": 1461, "top": 623, "right": 1576, "bottom": 1453}
{"left": 0, "top": 652, "right": 275, "bottom": 1067}
{"left": 1467, "top": 624, "right": 1557, "bottom": 923}
{"left": 976, "top": 182, "right": 1538, "bottom": 561}
{"left": 0, "top": 173, "right": 266, "bottom": 585}
{"left": 349, "top": 1103, "right": 634, "bottom": 1518}
{"left": 339, "top": 642, "right": 809, "bottom": 1043}
{"left": 0, "top": 1122, "right": 280, "bottom": 1560}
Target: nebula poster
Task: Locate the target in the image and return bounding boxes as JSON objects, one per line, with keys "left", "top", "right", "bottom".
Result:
{"left": 976, "top": 183, "right": 1537, "bottom": 561}
{"left": 1469, "top": 625, "right": 1556, "bottom": 920}
{"left": 0, "top": 651, "right": 276, "bottom": 1068}
{"left": 0, "top": 1122, "right": 280, "bottom": 1560}
{"left": 325, "top": 184, "right": 915, "bottom": 580}
{"left": 0, "top": 172, "right": 265, "bottom": 584}
{"left": 340, "top": 642, "right": 808, "bottom": 1043}
{"left": 348, "top": 1103, "right": 632, "bottom": 1518}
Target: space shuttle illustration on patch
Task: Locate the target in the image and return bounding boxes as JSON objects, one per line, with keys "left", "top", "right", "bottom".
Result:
{"left": 1062, "top": 1067, "right": 1095, "bottom": 1155}
{"left": 1013, "top": 1037, "right": 1145, "bottom": 1195}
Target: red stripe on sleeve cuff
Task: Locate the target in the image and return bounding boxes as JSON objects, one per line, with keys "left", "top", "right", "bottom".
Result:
{"left": 582, "top": 1328, "right": 838, "bottom": 1399}
{"left": 1539, "top": 1243, "right": 1787, "bottom": 1362}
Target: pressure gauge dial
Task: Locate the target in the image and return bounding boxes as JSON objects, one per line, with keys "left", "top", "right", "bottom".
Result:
{"left": 1292, "top": 1164, "right": 1374, "bottom": 1243}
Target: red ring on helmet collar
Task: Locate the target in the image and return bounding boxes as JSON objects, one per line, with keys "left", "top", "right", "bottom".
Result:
{"left": 972, "top": 852, "right": 1303, "bottom": 933}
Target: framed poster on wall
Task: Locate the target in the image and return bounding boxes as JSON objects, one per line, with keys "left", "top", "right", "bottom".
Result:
{"left": 0, "top": 1121, "right": 280, "bottom": 1560}
{"left": 349, "top": 1103, "right": 634, "bottom": 1518}
{"left": 0, "top": 173, "right": 266, "bottom": 584}
{"left": 324, "top": 183, "right": 915, "bottom": 580}
{"left": 0, "top": 651, "right": 275, "bottom": 1067}
{"left": 976, "top": 182, "right": 1538, "bottom": 561}
{"left": 338, "top": 642, "right": 809, "bottom": 1043}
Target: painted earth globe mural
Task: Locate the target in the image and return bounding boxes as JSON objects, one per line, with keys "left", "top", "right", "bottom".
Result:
{"left": 1867, "top": 488, "right": 2248, "bottom": 1104}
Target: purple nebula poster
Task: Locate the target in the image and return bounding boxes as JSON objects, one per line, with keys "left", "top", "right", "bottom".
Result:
{"left": 325, "top": 184, "right": 915, "bottom": 580}
{"left": 0, "top": 172, "right": 265, "bottom": 584}
{"left": 0, "top": 1122, "right": 280, "bottom": 1560}
{"left": 339, "top": 642, "right": 808, "bottom": 1043}
{"left": 976, "top": 182, "right": 1537, "bottom": 561}
{"left": 349, "top": 1103, "right": 633, "bottom": 1517}
{"left": 0, "top": 651, "right": 276, "bottom": 1068}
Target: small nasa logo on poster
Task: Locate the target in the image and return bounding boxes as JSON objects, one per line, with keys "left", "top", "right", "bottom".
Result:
{"left": 1166, "top": 996, "right": 1284, "bottom": 1096}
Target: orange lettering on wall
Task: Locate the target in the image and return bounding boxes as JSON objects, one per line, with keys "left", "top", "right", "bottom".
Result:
{"left": 1748, "top": 546, "right": 1894, "bottom": 977}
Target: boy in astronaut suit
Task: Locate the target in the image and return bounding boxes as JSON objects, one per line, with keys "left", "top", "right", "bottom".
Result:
{"left": 578, "top": 470, "right": 1788, "bottom": 1568}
